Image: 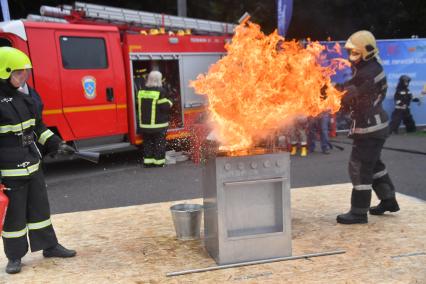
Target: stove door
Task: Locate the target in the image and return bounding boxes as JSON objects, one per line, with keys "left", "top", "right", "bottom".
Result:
{"left": 223, "top": 177, "right": 287, "bottom": 239}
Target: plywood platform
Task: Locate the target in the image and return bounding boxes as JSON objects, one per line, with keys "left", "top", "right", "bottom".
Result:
{"left": 1, "top": 183, "right": 425, "bottom": 283}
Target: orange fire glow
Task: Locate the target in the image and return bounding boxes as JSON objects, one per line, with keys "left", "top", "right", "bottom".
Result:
{"left": 190, "top": 21, "right": 349, "bottom": 151}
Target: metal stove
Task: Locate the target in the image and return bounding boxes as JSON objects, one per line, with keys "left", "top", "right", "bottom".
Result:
{"left": 203, "top": 149, "right": 291, "bottom": 264}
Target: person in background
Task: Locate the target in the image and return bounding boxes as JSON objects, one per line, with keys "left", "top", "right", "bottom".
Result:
{"left": 389, "top": 75, "right": 420, "bottom": 134}
{"left": 290, "top": 115, "right": 308, "bottom": 157}
{"left": 137, "top": 71, "right": 173, "bottom": 167}
{"left": 0, "top": 47, "right": 76, "bottom": 274}
{"left": 336, "top": 31, "right": 399, "bottom": 225}
{"left": 308, "top": 110, "right": 332, "bottom": 154}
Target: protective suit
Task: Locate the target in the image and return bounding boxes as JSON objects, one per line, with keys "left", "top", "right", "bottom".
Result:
{"left": 389, "top": 75, "right": 418, "bottom": 133}
{"left": 137, "top": 71, "right": 173, "bottom": 167}
{"left": 336, "top": 31, "right": 399, "bottom": 225}
{"left": 290, "top": 115, "right": 308, "bottom": 157}
{"left": 0, "top": 47, "right": 76, "bottom": 274}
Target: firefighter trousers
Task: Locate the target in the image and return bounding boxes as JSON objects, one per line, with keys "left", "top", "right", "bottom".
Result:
{"left": 390, "top": 109, "right": 416, "bottom": 133}
{"left": 142, "top": 130, "right": 167, "bottom": 166}
{"left": 348, "top": 138, "right": 396, "bottom": 214}
{"left": 2, "top": 170, "right": 58, "bottom": 260}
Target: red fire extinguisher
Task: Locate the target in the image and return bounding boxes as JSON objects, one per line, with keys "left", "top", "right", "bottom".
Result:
{"left": 0, "top": 184, "right": 9, "bottom": 233}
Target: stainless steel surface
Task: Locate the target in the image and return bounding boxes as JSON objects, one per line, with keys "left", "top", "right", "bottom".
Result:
{"left": 166, "top": 250, "right": 346, "bottom": 276}
{"left": 223, "top": 177, "right": 286, "bottom": 186}
{"left": 170, "top": 204, "right": 203, "bottom": 240}
{"left": 203, "top": 151, "right": 291, "bottom": 264}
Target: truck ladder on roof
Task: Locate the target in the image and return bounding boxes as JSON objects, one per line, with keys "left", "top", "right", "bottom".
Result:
{"left": 39, "top": 2, "right": 237, "bottom": 34}
{"left": 27, "top": 14, "right": 68, "bottom": 23}
{"left": 39, "top": 5, "right": 72, "bottom": 18}
{"left": 72, "top": 1, "right": 236, "bottom": 34}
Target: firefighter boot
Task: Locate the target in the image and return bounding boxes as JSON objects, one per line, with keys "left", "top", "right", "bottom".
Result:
{"left": 43, "top": 243, "right": 76, "bottom": 258}
{"left": 337, "top": 189, "right": 370, "bottom": 224}
{"left": 369, "top": 198, "right": 400, "bottom": 215}
{"left": 5, "top": 259, "right": 21, "bottom": 274}
{"left": 290, "top": 145, "right": 297, "bottom": 156}
{"left": 300, "top": 146, "right": 308, "bottom": 157}
{"left": 336, "top": 211, "right": 368, "bottom": 224}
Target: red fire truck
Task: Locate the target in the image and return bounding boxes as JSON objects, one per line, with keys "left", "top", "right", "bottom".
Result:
{"left": 0, "top": 2, "right": 234, "bottom": 152}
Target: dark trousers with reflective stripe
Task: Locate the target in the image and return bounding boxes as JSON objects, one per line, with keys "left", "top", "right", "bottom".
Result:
{"left": 2, "top": 170, "right": 58, "bottom": 260}
{"left": 390, "top": 109, "right": 416, "bottom": 133}
{"left": 142, "top": 130, "right": 167, "bottom": 166}
{"left": 348, "top": 138, "right": 396, "bottom": 214}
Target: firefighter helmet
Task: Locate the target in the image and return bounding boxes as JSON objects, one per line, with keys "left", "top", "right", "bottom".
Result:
{"left": 145, "top": 71, "right": 163, "bottom": 87}
{"left": 0, "top": 47, "right": 32, "bottom": 80}
{"left": 398, "top": 75, "right": 411, "bottom": 88}
{"left": 399, "top": 75, "right": 411, "bottom": 84}
{"left": 149, "top": 29, "right": 159, "bottom": 35}
{"left": 344, "top": 30, "right": 378, "bottom": 62}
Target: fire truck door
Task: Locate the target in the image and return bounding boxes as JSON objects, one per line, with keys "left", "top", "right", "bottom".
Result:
{"left": 181, "top": 54, "right": 223, "bottom": 108}
{"left": 56, "top": 32, "right": 118, "bottom": 139}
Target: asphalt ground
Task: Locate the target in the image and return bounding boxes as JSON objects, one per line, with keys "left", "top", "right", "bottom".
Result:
{"left": 44, "top": 130, "right": 426, "bottom": 214}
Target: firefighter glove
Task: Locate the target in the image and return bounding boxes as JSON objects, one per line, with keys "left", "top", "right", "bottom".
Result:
{"left": 334, "top": 83, "right": 344, "bottom": 91}
{"left": 320, "top": 85, "right": 328, "bottom": 100}
{"left": 57, "top": 142, "right": 76, "bottom": 156}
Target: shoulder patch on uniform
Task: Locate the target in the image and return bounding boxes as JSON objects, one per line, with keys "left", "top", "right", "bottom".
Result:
{"left": 1, "top": 97, "right": 13, "bottom": 103}
{"left": 17, "top": 161, "right": 30, "bottom": 168}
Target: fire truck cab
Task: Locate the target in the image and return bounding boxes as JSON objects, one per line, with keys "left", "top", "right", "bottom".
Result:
{"left": 0, "top": 4, "right": 233, "bottom": 153}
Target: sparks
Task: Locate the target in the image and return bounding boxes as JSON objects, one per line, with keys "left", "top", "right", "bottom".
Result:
{"left": 191, "top": 21, "right": 349, "bottom": 151}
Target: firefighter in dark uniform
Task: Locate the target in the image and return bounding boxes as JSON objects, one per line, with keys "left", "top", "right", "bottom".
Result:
{"left": 336, "top": 31, "right": 400, "bottom": 224}
{"left": 19, "top": 83, "right": 44, "bottom": 115}
{"left": 0, "top": 47, "right": 76, "bottom": 274}
{"left": 389, "top": 75, "right": 419, "bottom": 134}
{"left": 138, "top": 71, "right": 173, "bottom": 167}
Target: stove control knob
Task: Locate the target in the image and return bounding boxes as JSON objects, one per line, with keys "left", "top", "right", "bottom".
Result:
{"left": 250, "top": 162, "right": 258, "bottom": 169}
{"left": 238, "top": 162, "right": 245, "bottom": 170}
{"left": 263, "top": 160, "right": 271, "bottom": 168}
{"left": 276, "top": 160, "right": 284, "bottom": 167}
{"left": 224, "top": 163, "right": 232, "bottom": 171}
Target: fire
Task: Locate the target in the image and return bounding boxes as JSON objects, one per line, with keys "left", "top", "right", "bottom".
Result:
{"left": 190, "top": 21, "right": 349, "bottom": 151}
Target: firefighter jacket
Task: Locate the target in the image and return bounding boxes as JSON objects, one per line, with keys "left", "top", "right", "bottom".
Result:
{"left": 0, "top": 81, "right": 61, "bottom": 180}
{"left": 137, "top": 87, "right": 173, "bottom": 133}
{"left": 341, "top": 58, "right": 389, "bottom": 139}
{"left": 393, "top": 86, "right": 413, "bottom": 110}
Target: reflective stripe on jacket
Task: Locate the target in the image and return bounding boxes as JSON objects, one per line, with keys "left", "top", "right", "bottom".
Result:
{"left": 394, "top": 88, "right": 413, "bottom": 109}
{"left": 137, "top": 87, "right": 172, "bottom": 132}
{"left": 0, "top": 82, "right": 61, "bottom": 178}
{"left": 342, "top": 58, "right": 389, "bottom": 139}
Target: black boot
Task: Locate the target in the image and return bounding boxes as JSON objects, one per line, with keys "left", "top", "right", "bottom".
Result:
{"left": 369, "top": 198, "right": 400, "bottom": 215}
{"left": 5, "top": 259, "right": 22, "bottom": 274}
{"left": 337, "top": 189, "right": 371, "bottom": 224}
{"left": 336, "top": 211, "right": 368, "bottom": 224}
{"left": 43, "top": 243, "right": 76, "bottom": 258}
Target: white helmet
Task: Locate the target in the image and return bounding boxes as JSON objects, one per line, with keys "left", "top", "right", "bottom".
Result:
{"left": 344, "top": 30, "right": 378, "bottom": 62}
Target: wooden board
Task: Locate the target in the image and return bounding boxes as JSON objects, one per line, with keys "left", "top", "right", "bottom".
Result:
{"left": 0, "top": 183, "right": 425, "bottom": 283}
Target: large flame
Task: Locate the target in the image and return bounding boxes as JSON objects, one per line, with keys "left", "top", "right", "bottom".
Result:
{"left": 190, "top": 21, "right": 349, "bottom": 151}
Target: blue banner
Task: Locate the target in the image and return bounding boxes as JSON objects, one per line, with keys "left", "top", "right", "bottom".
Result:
{"left": 325, "top": 38, "right": 426, "bottom": 128}
{"left": 1, "top": 0, "right": 10, "bottom": 21}
{"left": 277, "top": 0, "right": 293, "bottom": 36}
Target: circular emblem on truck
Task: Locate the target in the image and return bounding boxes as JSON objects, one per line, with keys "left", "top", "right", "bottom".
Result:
{"left": 82, "top": 76, "right": 97, "bottom": 100}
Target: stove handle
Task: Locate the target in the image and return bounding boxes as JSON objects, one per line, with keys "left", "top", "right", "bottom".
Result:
{"left": 224, "top": 177, "right": 286, "bottom": 186}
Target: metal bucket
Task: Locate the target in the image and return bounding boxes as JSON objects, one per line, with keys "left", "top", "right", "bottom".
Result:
{"left": 170, "top": 204, "right": 203, "bottom": 240}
